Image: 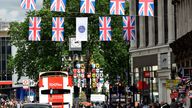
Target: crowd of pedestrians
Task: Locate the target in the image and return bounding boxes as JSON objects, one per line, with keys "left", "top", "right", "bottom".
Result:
{"left": 126, "top": 99, "right": 185, "bottom": 108}
{"left": 0, "top": 98, "right": 24, "bottom": 108}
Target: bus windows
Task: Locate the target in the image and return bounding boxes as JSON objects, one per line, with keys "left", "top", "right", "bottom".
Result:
{"left": 41, "top": 89, "right": 70, "bottom": 94}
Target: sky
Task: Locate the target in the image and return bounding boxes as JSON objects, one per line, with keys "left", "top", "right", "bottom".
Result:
{"left": 0, "top": 0, "right": 43, "bottom": 21}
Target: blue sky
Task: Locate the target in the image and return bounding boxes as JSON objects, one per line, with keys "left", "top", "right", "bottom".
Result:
{"left": 0, "top": 0, "right": 43, "bottom": 21}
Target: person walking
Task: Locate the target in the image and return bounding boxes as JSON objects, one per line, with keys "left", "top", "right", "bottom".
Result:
{"left": 170, "top": 99, "right": 178, "bottom": 108}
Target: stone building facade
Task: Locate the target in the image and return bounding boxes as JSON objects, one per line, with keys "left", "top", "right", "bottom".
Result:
{"left": 129, "top": 0, "right": 175, "bottom": 104}
{"left": 170, "top": 0, "right": 192, "bottom": 107}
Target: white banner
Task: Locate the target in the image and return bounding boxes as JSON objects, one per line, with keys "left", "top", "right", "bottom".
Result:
{"left": 76, "top": 17, "right": 88, "bottom": 41}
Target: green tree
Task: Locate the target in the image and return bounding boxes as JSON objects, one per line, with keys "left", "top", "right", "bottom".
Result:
{"left": 8, "top": 0, "right": 130, "bottom": 83}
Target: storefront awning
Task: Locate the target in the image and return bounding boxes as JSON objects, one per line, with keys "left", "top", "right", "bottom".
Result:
{"left": 0, "top": 81, "right": 12, "bottom": 85}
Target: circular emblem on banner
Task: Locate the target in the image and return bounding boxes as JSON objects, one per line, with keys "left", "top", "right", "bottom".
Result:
{"left": 87, "top": 73, "right": 91, "bottom": 78}
{"left": 77, "top": 69, "right": 81, "bottom": 74}
{"left": 92, "top": 82, "right": 97, "bottom": 88}
{"left": 81, "top": 64, "right": 85, "bottom": 69}
{"left": 81, "top": 69, "right": 85, "bottom": 72}
{"left": 76, "top": 63, "right": 81, "bottom": 69}
{"left": 73, "top": 69, "right": 77, "bottom": 73}
{"left": 92, "top": 64, "right": 96, "bottom": 69}
{"left": 100, "top": 73, "right": 103, "bottom": 78}
{"left": 100, "top": 78, "right": 104, "bottom": 83}
{"left": 96, "top": 73, "right": 100, "bottom": 78}
{"left": 78, "top": 25, "right": 85, "bottom": 33}
{"left": 96, "top": 63, "right": 100, "bottom": 68}
{"left": 81, "top": 74, "right": 85, "bottom": 78}
{"left": 92, "top": 78, "right": 96, "bottom": 82}
{"left": 92, "top": 73, "right": 96, "bottom": 78}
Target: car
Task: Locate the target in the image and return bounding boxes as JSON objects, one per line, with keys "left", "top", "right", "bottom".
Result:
{"left": 22, "top": 103, "right": 52, "bottom": 108}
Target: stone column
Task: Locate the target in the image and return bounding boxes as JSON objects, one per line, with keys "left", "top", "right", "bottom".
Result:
{"left": 187, "top": 0, "right": 191, "bottom": 32}
{"left": 130, "top": 56, "right": 134, "bottom": 84}
{"left": 176, "top": 2, "right": 181, "bottom": 38}
{"left": 168, "top": 0, "right": 175, "bottom": 43}
{"left": 148, "top": 17, "right": 155, "bottom": 47}
{"left": 190, "top": 0, "right": 192, "bottom": 31}
{"left": 139, "top": 17, "right": 145, "bottom": 48}
{"left": 158, "top": 79, "right": 163, "bottom": 103}
{"left": 129, "top": 0, "right": 136, "bottom": 16}
{"left": 129, "top": 0, "right": 137, "bottom": 49}
{"left": 157, "top": 0, "right": 164, "bottom": 45}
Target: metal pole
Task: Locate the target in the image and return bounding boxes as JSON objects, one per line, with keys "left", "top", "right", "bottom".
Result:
{"left": 151, "top": 77, "right": 154, "bottom": 103}
{"left": 28, "top": 83, "right": 31, "bottom": 102}
{"left": 133, "top": 84, "right": 135, "bottom": 108}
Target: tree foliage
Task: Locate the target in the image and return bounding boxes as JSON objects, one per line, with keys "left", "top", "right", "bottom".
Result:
{"left": 8, "top": 0, "right": 130, "bottom": 83}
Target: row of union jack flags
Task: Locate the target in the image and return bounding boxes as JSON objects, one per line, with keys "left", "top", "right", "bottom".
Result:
{"left": 28, "top": 16, "right": 135, "bottom": 42}
{"left": 20, "top": 0, "right": 154, "bottom": 16}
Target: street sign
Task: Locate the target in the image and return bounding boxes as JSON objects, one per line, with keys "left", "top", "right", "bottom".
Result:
{"left": 22, "top": 80, "right": 29, "bottom": 89}
{"left": 91, "top": 94, "right": 105, "bottom": 102}
{"left": 69, "top": 38, "right": 82, "bottom": 51}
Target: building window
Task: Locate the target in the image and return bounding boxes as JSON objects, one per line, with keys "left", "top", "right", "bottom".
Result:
{"left": 0, "top": 37, "right": 11, "bottom": 81}
{"left": 186, "top": 60, "right": 189, "bottom": 67}
{"left": 7, "top": 46, "right": 11, "bottom": 54}
{"left": 191, "top": 59, "right": 192, "bottom": 67}
{"left": 2, "top": 46, "right": 6, "bottom": 54}
{"left": 164, "top": 0, "right": 168, "bottom": 44}
{"left": 154, "top": 0, "right": 158, "bottom": 45}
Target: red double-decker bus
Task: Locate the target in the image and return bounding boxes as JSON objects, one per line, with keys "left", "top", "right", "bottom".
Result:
{"left": 38, "top": 71, "right": 73, "bottom": 108}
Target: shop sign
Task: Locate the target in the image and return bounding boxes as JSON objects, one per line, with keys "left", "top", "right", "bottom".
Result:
{"left": 143, "top": 71, "right": 150, "bottom": 78}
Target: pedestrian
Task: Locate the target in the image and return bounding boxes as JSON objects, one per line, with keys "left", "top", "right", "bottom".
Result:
{"left": 142, "top": 102, "right": 149, "bottom": 108}
{"left": 178, "top": 103, "right": 184, "bottom": 108}
{"left": 160, "top": 103, "right": 170, "bottom": 108}
{"left": 170, "top": 99, "right": 178, "bottom": 108}
{"left": 73, "top": 86, "right": 79, "bottom": 108}
{"left": 16, "top": 101, "right": 21, "bottom": 108}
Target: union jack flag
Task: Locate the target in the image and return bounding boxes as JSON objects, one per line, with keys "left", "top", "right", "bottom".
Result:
{"left": 138, "top": 0, "right": 154, "bottom": 16}
{"left": 20, "top": 0, "right": 36, "bottom": 10}
{"left": 52, "top": 17, "right": 64, "bottom": 41}
{"left": 51, "top": 0, "right": 66, "bottom": 12}
{"left": 29, "top": 17, "right": 41, "bottom": 41}
{"left": 80, "top": 0, "right": 95, "bottom": 14}
{"left": 99, "top": 17, "right": 112, "bottom": 41}
{"left": 122, "top": 16, "right": 135, "bottom": 41}
{"left": 110, "top": 0, "right": 125, "bottom": 15}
